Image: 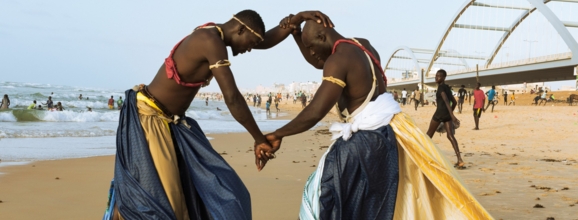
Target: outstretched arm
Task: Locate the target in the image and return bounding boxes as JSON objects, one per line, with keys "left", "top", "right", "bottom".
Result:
{"left": 267, "top": 58, "right": 345, "bottom": 147}
{"left": 254, "top": 11, "right": 334, "bottom": 50}
{"left": 204, "top": 35, "right": 272, "bottom": 170}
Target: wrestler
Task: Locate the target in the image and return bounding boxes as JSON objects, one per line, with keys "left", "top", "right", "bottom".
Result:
{"left": 264, "top": 19, "right": 492, "bottom": 220}
{"left": 103, "top": 10, "right": 333, "bottom": 220}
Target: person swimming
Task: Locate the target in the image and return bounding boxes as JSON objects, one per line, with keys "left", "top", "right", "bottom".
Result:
{"left": 27, "top": 100, "right": 37, "bottom": 109}
{"left": 56, "top": 102, "right": 64, "bottom": 111}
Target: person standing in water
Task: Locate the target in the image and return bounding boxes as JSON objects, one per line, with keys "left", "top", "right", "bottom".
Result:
{"left": 0, "top": 94, "right": 10, "bottom": 109}
{"left": 117, "top": 96, "right": 124, "bottom": 110}
{"left": 108, "top": 96, "right": 114, "bottom": 109}
{"left": 43, "top": 96, "right": 54, "bottom": 110}
{"left": 426, "top": 69, "right": 464, "bottom": 169}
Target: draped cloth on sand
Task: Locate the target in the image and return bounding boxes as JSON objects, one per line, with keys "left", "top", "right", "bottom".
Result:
{"left": 300, "top": 93, "right": 493, "bottom": 220}
{"left": 103, "top": 88, "right": 251, "bottom": 220}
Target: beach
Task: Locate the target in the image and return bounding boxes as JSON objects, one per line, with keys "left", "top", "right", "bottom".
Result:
{"left": 1, "top": 96, "right": 578, "bottom": 219}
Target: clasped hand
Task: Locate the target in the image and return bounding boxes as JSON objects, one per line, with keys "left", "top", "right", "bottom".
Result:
{"left": 253, "top": 133, "right": 283, "bottom": 171}
{"left": 278, "top": 11, "right": 335, "bottom": 34}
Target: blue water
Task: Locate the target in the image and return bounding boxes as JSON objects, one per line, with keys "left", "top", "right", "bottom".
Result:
{"left": 0, "top": 81, "right": 290, "bottom": 162}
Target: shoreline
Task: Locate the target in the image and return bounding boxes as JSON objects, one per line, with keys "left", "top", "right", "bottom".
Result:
{"left": 1, "top": 103, "right": 577, "bottom": 219}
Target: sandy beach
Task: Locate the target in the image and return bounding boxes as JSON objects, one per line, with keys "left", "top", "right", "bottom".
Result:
{"left": 1, "top": 96, "right": 577, "bottom": 219}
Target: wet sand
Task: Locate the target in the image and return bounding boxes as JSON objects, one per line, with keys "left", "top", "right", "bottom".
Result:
{"left": 1, "top": 100, "right": 577, "bottom": 219}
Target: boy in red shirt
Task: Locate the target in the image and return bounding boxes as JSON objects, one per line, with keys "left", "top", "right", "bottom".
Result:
{"left": 473, "top": 82, "right": 485, "bottom": 130}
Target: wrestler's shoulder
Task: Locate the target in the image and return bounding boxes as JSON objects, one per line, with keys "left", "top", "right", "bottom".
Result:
{"left": 188, "top": 29, "right": 226, "bottom": 49}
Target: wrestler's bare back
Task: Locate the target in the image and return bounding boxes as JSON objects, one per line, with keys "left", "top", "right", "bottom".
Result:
{"left": 147, "top": 28, "right": 223, "bottom": 116}
{"left": 332, "top": 38, "right": 386, "bottom": 114}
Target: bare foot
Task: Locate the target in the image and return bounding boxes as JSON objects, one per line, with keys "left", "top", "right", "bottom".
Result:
{"left": 455, "top": 162, "right": 466, "bottom": 169}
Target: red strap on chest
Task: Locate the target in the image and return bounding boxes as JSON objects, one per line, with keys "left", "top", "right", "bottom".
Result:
{"left": 332, "top": 39, "right": 387, "bottom": 86}
{"left": 165, "top": 22, "right": 217, "bottom": 88}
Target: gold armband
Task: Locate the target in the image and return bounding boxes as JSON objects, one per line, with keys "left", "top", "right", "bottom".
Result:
{"left": 209, "top": 60, "right": 231, "bottom": 70}
{"left": 322, "top": 76, "right": 346, "bottom": 88}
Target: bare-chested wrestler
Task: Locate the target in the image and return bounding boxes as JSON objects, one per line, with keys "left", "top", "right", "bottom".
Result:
{"left": 102, "top": 10, "right": 333, "bottom": 220}
{"left": 263, "top": 19, "right": 492, "bottom": 219}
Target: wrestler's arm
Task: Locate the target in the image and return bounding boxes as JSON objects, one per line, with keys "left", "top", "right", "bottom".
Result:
{"left": 204, "top": 37, "right": 267, "bottom": 144}
{"left": 252, "top": 26, "right": 293, "bottom": 50}
{"left": 254, "top": 11, "right": 334, "bottom": 50}
{"left": 271, "top": 56, "right": 345, "bottom": 138}
{"left": 291, "top": 31, "right": 324, "bottom": 69}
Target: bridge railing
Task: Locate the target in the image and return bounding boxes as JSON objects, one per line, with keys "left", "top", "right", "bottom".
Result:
{"left": 445, "top": 52, "right": 572, "bottom": 76}
{"left": 388, "top": 76, "right": 420, "bottom": 83}
{"left": 388, "top": 52, "right": 572, "bottom": 83}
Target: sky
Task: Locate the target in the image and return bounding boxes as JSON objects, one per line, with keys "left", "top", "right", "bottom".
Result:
{"left": 0, "top": 0, "right": 575, "bottom": 92}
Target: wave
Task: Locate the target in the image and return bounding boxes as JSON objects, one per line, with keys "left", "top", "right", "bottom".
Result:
{"left": 0, "top": 127, "right": 116, "bottom": 138}
{"left": 0, "top": 111, "right": 17, "bottom": 122}
{"left": 8, "top": 109, "right": 119, "bottom": 122}
{"left": 186, "top": 109, "right": 230, "bottom": 120}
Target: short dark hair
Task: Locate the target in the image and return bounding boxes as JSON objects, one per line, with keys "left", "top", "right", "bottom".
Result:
{"left": 461, "top": 85, "right": 465, "bottom": 87}
{"left": 437, "top": 69, "right": 447, "bottom": 77}
{"left": 234, "top": 10, "right": 266, "bottom": 36}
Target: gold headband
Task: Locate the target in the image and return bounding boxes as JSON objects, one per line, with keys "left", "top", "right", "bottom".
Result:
{"left": 231, "top": 15, "right": 264, "bottom": 41}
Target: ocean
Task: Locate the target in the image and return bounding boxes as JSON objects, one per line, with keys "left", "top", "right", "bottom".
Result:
{"left": 0, "top": 81, "right": 290, "bottom": 163}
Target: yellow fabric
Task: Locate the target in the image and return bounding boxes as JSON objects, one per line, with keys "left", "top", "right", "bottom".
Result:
{"left": 322, "top": 76, "right": 346, "bottom": 88}
{"left": 134, "top": 92, "right": 189, "bottom": 220}
{"left": 390, "top": 112, "right": 493, "bottom": 220}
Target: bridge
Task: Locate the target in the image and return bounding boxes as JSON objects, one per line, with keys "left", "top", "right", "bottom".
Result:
{"left": 384, "top": 0, "right": 578, "bottom": 91}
